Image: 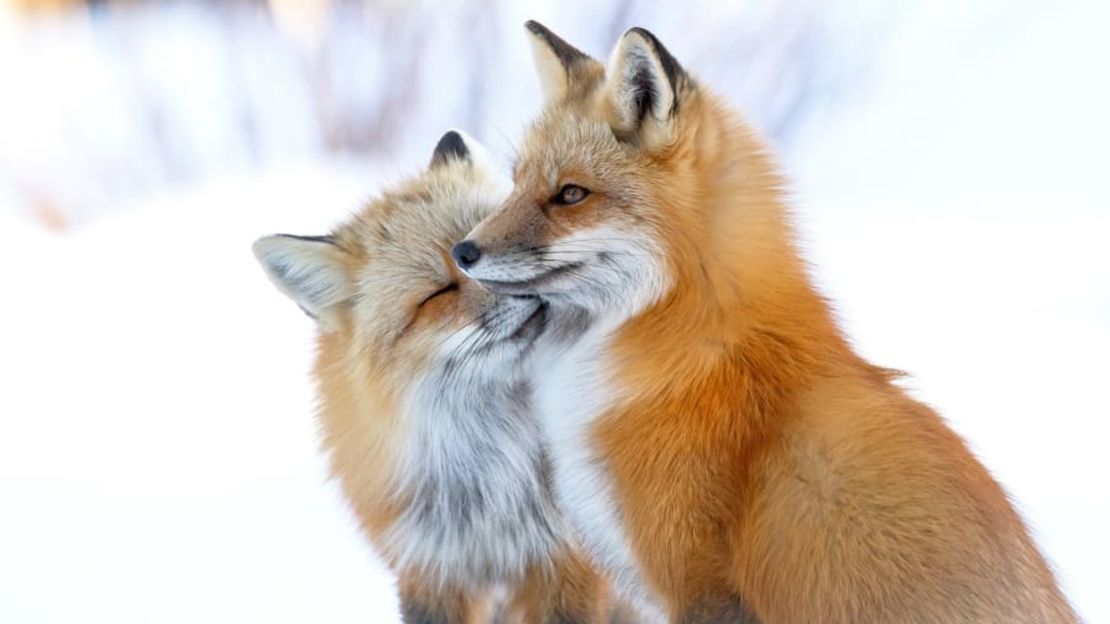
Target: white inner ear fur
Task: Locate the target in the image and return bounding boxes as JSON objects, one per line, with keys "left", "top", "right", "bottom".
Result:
{"left": 527, "top": 29, "right": 570, "bottom": 103}
{"left": 605, "top": 31, "right": 677, "bottom": 147}
{"left": 252, "top": 235, "right": 352, "bottom": 328}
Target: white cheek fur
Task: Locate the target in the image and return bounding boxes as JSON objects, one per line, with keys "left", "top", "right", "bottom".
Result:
{"left": 550, "top": 225, "right": 670, "bottom": 324}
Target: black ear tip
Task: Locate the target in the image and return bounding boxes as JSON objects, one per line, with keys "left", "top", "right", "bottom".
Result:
{"left": 624, "top": 26, "right": 667, "bottom": 54}
{"left": 431, "top": 130, "right": 470, "bottom": 167}
{"left": 622, "top": 26, "right": 687, "bottom": 91}
{"left": 437, "top": 130, "right": 466, "bottom": 153}
{"left": 523, "top": 19, "right": 589, "bottom": 67}
{"left": 277, "top": 233, "right": 338, "bottom": 245}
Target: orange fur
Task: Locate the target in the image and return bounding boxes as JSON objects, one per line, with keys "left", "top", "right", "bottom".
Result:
{"left": 507, "top": 548, "right": 611, "bottom": 624}
{"left": 464, "top": 25, "right": 1077, "bottom": 623}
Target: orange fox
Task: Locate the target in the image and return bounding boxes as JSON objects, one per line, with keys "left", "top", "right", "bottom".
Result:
{"left": 454, "top": 22, "right": 1078, "bottom": 623}
{"left": 253, "top": 131, "right": 607, "bottom": 623}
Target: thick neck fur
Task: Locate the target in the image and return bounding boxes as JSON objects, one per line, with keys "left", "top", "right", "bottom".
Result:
{"left": 611, "top": 92, "right": 857, "bottom": 415}
{"left": 390, "top": 368, "right": 562, "bottom": 586}
{"left": 317, "top": 336, "right": 564, "bottom": 591}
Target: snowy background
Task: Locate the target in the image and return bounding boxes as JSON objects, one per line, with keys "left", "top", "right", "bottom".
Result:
{"left": 1, "top": 1, "right": 1107, "bottom": 622}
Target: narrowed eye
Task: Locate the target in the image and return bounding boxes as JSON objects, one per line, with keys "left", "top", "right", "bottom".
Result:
{"left": 418, "top": 283, "right": 458, "bottom": 307}
{"left": 551, "top": 184, "right": 590, "bottom": 206}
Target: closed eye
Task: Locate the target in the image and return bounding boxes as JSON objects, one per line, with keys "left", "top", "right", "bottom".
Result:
{"left": 418, "top": 283, "right": 458, "bottom": 307}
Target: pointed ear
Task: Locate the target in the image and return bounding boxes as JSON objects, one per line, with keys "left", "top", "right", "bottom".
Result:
{"left": 604, "top": 27, "right": 691, "bottom": 150}
{"left": 429, "top": 130, "right": 471, "bottom": 168}
{"left": 252, "top": 234, "right": 353, "bottom": 327}
{"left": 429, "top": 129, "right": 511, "bottom": 190}
{"left": 524, "top": 20, "right": 603, "bottom": 103}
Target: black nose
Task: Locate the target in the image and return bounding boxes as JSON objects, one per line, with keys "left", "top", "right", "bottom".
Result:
{"left": 451, "top": 240, "right": 482, "bottom": 269}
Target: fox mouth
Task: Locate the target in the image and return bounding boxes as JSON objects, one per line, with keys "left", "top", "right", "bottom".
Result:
{"left": 477, "top": 262, "right": 583, "bottom": 295}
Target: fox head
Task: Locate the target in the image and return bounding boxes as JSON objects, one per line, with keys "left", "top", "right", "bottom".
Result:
{"left": 253, "top": 131, "right": 546, "bottom": 406}
{"left": 455, "top": 22, "right": 787, "bottom": 331}
{"left": 253, "top": 133, "right": 559, "bottom": 574}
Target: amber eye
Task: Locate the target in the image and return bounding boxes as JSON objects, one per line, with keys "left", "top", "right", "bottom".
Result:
{"left": 418, "top": 283, "right": 458, "bottom": 307}
{"left": 552, "top": 184, "right": 590, "bottom": 206}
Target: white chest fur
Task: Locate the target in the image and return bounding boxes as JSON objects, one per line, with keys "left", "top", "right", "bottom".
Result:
{"left": 380, "top": 372, "right": 565, "bottom": 590}
{"left": 533, "top": 329, "right": 669, "bottom": 623}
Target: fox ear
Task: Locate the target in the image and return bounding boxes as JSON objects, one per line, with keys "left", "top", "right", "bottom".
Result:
{"left": 525, "top": 20, "right": 602, "bottom": 103}
{"left": 604, "top": 27, "right": 690, "bottom": 150}
{"left": 430, "top": 130, "right": 471, "bottom": 168}
{"left": 429, "top": 129, "right": 511, "bottom": 190}
{"left": 252, "top": 234, "right": 353, "bottom": 328}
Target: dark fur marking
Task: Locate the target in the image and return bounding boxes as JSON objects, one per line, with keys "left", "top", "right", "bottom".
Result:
{"left": 506, "top": 379, "right": 533, "bottom": 416}
{"left": 377, "top": 222, "right": 394, "bottom": 243}
{"left": 546, "top": 304, "right": 593, "bottom": 344}
{"left": 449, "top": 479, "right": 486, "bottom": 529}
{"left": 679, "top": 596, "right": 761, "bottom": 624}
{"left": 606, "top": 607, "right": 640, "bottom": 624}
{"left": 400, "top": 596, "right": 453, "bottom": 624}
{"left": 430, "top": 130, "right": 470, "bottom": 168}
{"left": 411, "top": 472, "right": 491, "bottom": 534}
{"left": 535, "top": 445, "right": 556, "bottom": 500}
{"left": 525, "top": 20, "right": 591, "bottom": 69}
{"left": 631, "top": 65, "right": 658, "bottom": 123}
{"left": 626, "top": 27, "right": 687, "bottom": 116}
{"left": 276, "top": 233, "right": 336, "bottom": 245}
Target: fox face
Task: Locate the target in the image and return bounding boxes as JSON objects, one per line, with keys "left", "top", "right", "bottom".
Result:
{"left": 254, "top": 131, "right": 544, "bottom": 395}
{"left": 253, "top": 131, "right": 570, "bottom": 589}
{"left": 455, "top": 23, "right": 721, "bottom": 327}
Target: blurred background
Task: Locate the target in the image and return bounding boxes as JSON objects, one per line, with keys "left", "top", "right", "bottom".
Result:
{"left": 0, "top": 0, "right": 1106, "bottom": 622}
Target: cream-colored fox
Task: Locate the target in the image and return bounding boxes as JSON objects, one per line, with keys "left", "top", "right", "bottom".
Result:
{"left": 454, "top": 22, "right": 1078, "bottom": 623}
{"left": 253, "top": 131, "right": 607, "bottom": 623}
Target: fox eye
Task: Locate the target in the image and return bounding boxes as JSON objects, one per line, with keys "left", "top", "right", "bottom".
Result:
{"left": 552, "top": 184, "right": 590, "bottom": 206}
{"left": 418, "top": 283, "right": 458, "bottom": 307}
